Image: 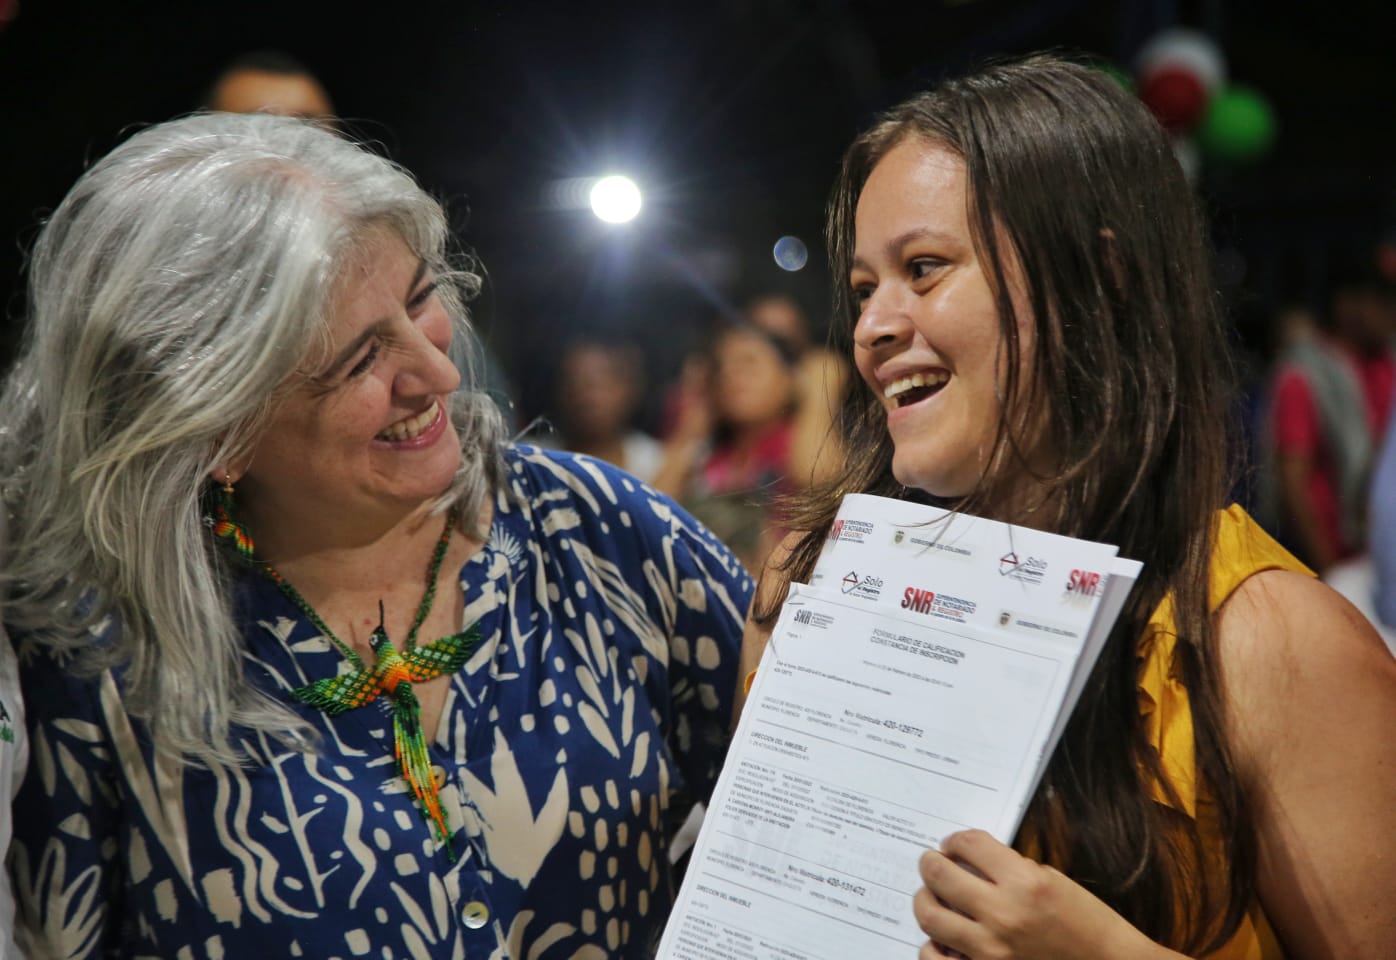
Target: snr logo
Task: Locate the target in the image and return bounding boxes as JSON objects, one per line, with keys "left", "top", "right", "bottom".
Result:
{"left": 1065, "top": 569, "right": 1103, "bottom": 596}
{"left": 900, "top": 587, "right": 936, "bottom": 614}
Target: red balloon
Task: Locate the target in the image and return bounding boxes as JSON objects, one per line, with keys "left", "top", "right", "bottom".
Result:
{"left": 1136, "top": 28, "right": 1226, "bottom": 93}
{"left": 1140, "top": 65, "right": 1209, "bottom": 133}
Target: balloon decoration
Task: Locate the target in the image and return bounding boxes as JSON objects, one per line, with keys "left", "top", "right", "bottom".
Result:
{"left": 1120, "top": 26, "right": 1277, "bottom": 175}
{"left": 1140, "top": 65, "right": 1210, "bottom": 133}
{"left": 1195, "top": 86, "right": 1277, "bottom": 163}
{"left": 1137, "top": 28, "right": 1226, "bottom": 94}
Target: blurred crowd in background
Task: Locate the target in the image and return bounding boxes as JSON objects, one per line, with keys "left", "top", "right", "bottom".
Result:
{"left": 2, "top": 0, "right": 1393, "bottom": 639}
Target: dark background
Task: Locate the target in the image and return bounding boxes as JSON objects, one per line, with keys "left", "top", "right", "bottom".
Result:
{"left": 2, "top": 0, "right": 1393, "bottom": 427}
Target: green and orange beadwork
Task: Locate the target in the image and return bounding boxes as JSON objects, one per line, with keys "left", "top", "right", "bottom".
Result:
{"left": 209, "top": 480, "right": 255, "bottom": 563}
{"left": 293, "top": 602, "right": 479, "bottom": 854}
{"left": 208, "top": 483, "right": 477, "bottom": 859}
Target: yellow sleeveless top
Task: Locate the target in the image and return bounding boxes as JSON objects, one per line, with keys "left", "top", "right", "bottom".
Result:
{"left": 1137, "top": 505, "right": 1312, "bottom": 959}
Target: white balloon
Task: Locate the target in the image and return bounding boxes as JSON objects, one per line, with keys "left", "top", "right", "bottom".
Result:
{"left": 1137, "top": 27, "right": 1226, "bottom": 93}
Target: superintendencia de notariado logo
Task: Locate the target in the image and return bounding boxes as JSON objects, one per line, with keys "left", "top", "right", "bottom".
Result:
{"left": 827, "top": 518, "right": 874, "bottom": 544}
{"left": 899, "top": 585, "right": 977, "bottom": 622}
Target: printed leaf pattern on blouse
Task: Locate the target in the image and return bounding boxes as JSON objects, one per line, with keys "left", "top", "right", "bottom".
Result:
{"left": 11, "top": 446, "right": 751, "bottom": 959}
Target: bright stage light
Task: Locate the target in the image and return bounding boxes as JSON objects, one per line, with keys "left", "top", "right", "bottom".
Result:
{"left": 590, "top": 175, "right": 642, "bottom": 223}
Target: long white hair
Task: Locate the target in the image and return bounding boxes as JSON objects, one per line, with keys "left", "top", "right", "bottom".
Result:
{"left": 0, "top": 112, "right": 506, "bottom": 764}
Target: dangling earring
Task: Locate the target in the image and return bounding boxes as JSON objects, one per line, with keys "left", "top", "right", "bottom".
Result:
{"left": 209, "top": 474, "right": 256, "bottom": 563}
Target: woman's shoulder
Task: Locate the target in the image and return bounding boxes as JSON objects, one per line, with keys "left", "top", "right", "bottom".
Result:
{"left": 1213, "top": 569, "right": 1396, "bottom": 955}
{"left": 7, "top": 628, "right": 115, "bottom": 739}
{"left": 498, "top": 444, "right": 753, "bottom": 654}
{"left": 1206, "top": 504, "right": 1314, "bottom": 610}
{"left": 503, "top": 442, "right": 710, "bottom": 537}
{"left": 1212, "top": 566, "right": 1396, "bottom": 809}
{"left": 504, "top": 442, "right": 663, "bottom": 510}
{"left": 1210, "top": 500, "right": 1382, "bottom": 719}
{"left": 502, "top": 443, "right": 748, "bottom": 574}
{"left": 1216, "top": 569, "right": 1390, "bottom": 691}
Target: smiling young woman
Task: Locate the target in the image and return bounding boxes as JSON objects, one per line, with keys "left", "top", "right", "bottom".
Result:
{"left": 738, "top": 55, "right": 1396, "bottom": 959}
{"left": 849, "top": 136, "right": 1042, "bottom": 504}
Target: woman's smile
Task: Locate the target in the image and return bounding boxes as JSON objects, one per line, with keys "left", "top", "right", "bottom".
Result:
{"left": 375, "top": 399, "right": 448, "bottom": 446}
{"left": 883, "top": 369, "right": 950, "bottom": 407}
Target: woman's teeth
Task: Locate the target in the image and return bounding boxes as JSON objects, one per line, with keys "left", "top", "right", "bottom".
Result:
{"left": 884, "top": 371, "right": 948, "bottom": 403}
{"left": 377, "top": 404, "right": 439, "bottom": 441}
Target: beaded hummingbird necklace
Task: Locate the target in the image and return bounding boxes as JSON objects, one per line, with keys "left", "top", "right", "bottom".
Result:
{"left": 211, "top": 489, "right": 478, "bottom": 859}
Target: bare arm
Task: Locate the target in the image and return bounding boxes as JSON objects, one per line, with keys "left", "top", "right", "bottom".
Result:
{"left": 1218, "top": 569, "right": 1396, "bottom": 957}
{"left": 650, "top": 360, "right": 715, "bottom": 500}
{"left": 730, "top": 532, "right": 798, "bottom": 730}
{"left": 913, "top": 568, "right": 1396, "bottom": 960}
{"left": 786, "top": 348, "right": 850, "bottom": 490}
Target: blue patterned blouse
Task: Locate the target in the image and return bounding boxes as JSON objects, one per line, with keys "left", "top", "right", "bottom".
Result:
{"left": 10, "top": 446, "right": 752, "bottom": 959}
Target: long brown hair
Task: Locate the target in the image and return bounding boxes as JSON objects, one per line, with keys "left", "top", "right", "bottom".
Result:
{"left": 758, "top": 55, "right": 1250, "bottom": 953}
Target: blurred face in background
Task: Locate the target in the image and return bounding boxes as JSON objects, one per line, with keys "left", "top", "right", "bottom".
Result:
{"left": 745, "top": 295, "right": 809, "bottom": 355}
{"left": 1333, "top": 285, "right": 1396, "bottom": 353}
{"left": 712, "top": 327, "right": 795, "bottom": 431}
{"left": 211, "top": 69, "right": 335, "bottom": 121}
{"left": 557, "top": 344, "right": 639, "bottom": 443}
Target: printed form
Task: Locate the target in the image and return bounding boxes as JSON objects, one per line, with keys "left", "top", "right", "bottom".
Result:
{"left": 810, "top": 495, "right": 1143, "bottom": 776}
{"left": 658, "top": 496, "right": 1139, "bottom": 960}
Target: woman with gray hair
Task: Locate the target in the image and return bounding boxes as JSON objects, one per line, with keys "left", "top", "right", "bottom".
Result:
{"left": 0, "top": 112, "right": 750, "bottom": 958}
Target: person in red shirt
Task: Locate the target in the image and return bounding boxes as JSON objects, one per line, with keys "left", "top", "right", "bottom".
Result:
{"left": 1266, "top": 253, "right": 1395, "bottom": 571}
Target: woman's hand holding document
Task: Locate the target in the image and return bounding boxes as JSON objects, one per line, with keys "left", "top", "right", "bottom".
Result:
{"left": 657, "top": 56, "right": 1396, "bottom": 959}
{"left": 658, "top": 494, "right": 1139, "bottom": 960}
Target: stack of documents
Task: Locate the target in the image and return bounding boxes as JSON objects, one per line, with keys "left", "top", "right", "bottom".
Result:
{"left": 658, "top": 494, "right": 1141, "bottom": 959}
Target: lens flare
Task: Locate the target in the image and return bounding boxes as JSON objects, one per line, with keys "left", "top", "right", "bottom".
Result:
{"left": 590, "top": 176, "right": 642, "bottom": 223}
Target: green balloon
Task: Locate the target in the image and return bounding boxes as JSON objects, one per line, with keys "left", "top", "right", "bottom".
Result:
{"left": 1197, "top": 86, "right": 1276, "bottom": 162}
